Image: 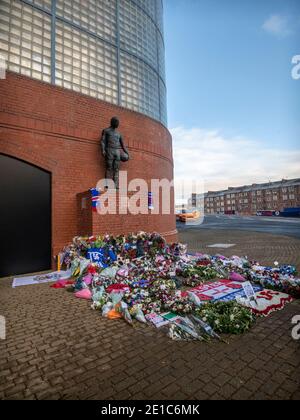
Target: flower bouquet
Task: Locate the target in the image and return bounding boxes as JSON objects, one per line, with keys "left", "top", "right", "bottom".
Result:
{"left": 179, "top": 265, "right": 221, "bottom": 287}
{"left": 91, "top": 287, "right": 109, "bottom": 310}
{"left": 129, "top": 304, "right": 147, "bottom": 323}
{"left": 194, "top": 301, "right": 255, "bottom": 335}
{"left": 141, "top": 299, "right": 162, "bottom": 315}
{"left": 164, "top": 295, "right": 195, "bottom": 315}
{"left": 168, "top": 316, "right": 203, "bottom": 341}
{"left": 151, "top": 278, "right": 177, "bottom": 293}
{"left": 250, "top": 264, "right": 300, "bottom": 298}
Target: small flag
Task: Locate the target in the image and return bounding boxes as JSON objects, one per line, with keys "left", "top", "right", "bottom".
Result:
{"left": 90, "top": 188, "right": 101, "bottom": 212}
{"left": 148, "top": 192, "right": 154, "bottom": 210}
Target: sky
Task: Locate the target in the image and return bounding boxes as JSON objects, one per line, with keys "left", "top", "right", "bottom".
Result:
{"left": 164, "top": 0, "right": 300, "bottom": 196}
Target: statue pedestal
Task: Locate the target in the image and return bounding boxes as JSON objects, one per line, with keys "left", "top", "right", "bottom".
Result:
{"left": 77, "top": 189, "right": 148, "bottom": 237}
{"left": 76, "top": 189, "right": 177, "bottom": 241}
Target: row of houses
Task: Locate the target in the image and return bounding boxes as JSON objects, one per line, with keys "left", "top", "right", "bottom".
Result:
{"left": 190, "top": 178, "right": 300, "bottom": 215}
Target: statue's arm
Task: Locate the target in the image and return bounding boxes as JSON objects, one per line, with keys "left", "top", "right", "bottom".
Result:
{"left": 101, "top": 129, "right": 106, "bottom": 156}
{"left": 120, "top": 135, "right": 129, "bottom": 156}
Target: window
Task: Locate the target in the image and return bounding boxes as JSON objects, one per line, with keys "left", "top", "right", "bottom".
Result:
{"left": 25, "top": 0, "right": 52, "bottom": 12}
{"left": 159, "top": 78, "right": 167, "bottom": 126}
{"left": 56, "top": 0, "right": 117, "bottom": 44}
{"left": 55, "top": 21, "right": 118, "bottom": 103}
{"left": 119, "top": 0, "right": 157, "bottom": 70}
{"left": 0, "top": 0, "right": 167, "bottom": 125}
{"left": 120, "top": 52, "right": 159, "bottom": 121}
{"left": 0, "top": 1, "right": 51, "bottom": 83}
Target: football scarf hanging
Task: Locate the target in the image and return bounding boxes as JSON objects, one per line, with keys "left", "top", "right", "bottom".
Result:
{"left": 90, "top": 188, "right": 101, "bottom": 213}
{"left": 148, "top": 192, "right": 154, "bottom": 210}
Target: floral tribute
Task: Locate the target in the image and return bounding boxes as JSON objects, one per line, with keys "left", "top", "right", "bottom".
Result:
{"left": 53, "top": 232, "right": 299, "bottom": 341}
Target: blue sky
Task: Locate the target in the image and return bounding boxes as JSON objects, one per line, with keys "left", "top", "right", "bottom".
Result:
{"left": 164, "top": 0, "right": 300, "bottom": 192}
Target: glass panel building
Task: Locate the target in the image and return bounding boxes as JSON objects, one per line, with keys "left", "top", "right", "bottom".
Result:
{"left": 0, "top": 0, "right": 167, "bottom": 125}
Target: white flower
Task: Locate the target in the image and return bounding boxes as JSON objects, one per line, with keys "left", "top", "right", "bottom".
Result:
{"left": 230, "top": 314, "right": 235, "bottom": 321}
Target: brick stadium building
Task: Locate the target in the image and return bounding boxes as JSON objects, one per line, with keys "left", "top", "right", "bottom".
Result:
{"left": 199, "top": 178, "right": 300, "bottom": 215}
{"left": 0, "top": 0, "right": 177, "bottom": 277}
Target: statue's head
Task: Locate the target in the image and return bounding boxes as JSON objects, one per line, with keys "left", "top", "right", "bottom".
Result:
{"left": 110, "top": 117, "right": 119, "bottom": 129}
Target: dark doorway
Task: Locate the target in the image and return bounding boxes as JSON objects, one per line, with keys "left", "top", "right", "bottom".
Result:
{"left": 0, "top": 154, "right": 51, "bottom": 277}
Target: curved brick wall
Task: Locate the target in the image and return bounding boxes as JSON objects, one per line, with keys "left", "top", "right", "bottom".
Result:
{"left": 0, "top": 72, "right": 177, "bottom": 258}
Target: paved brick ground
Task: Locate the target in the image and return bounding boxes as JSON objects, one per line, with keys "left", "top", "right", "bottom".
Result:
{"left": 179, "top": 228, "right": 300, "bottom": 271}
{"left": 0, "top": 229, "right": 300, "bottom": 400}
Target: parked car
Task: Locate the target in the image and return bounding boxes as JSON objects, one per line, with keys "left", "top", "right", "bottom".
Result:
{"left": 257, "top": 208, "right": 300, "bottom": 218}
{"left": 276, "top": 207, "right": 300, "bottom": 218}
{"left": 256, "top": 210, "right": 274, "bottom": 216}
{"left": 177, "top": 209, "right": 201, "bottom": 222}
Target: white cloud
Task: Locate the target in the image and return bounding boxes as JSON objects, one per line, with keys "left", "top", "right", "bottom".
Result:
{"left": 171, "top": 126, "right": 300, "bottom": 198}
{"left": 262, "top": 14, "right": 291, "bottom": 37}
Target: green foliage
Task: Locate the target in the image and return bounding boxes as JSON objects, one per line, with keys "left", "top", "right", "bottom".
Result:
{"left": 195, "top": 301, "right": 255, "bottom": 335}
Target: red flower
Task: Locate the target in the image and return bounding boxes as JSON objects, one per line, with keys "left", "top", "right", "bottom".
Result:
{"left": 197, "top": 261, "right": 210, "bottom": 266}
{"left": 88, "top": 265, "right": 97, "bottom": 274}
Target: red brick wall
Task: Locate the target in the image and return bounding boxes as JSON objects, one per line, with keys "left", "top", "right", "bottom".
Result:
{"left": 0, "top": 72, "right": 177, "bottom": 259}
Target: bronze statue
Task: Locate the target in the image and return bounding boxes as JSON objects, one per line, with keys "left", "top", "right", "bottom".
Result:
{"left": 101, "top": 117, "right": 129, "bottom": 189}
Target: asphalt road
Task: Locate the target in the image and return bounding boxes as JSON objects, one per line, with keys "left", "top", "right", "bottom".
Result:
{"left": 177, "top": 214, "right": 300, "bottom": 239}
